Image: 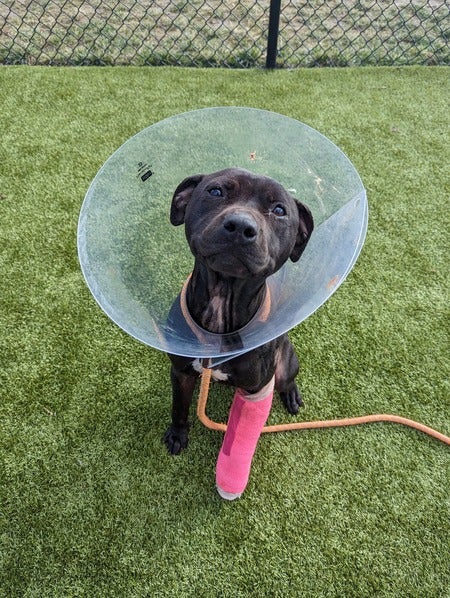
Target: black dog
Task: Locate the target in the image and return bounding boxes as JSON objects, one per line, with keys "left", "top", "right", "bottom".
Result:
{"left": 164, "top": 168, "right": 314, "bottom": 455}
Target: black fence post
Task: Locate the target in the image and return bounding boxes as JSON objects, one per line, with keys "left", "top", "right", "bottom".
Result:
{"left": 266, "top": 0, "right": 282, "bottom": 69}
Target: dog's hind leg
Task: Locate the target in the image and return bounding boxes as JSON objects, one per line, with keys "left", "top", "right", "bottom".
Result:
{"left": 274, "top": 335, "right": 304, "bottom": 414}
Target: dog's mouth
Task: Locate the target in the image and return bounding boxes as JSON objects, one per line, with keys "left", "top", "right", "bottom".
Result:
{"left": 202, "top": 251, "right": 271, "bottom": 279}
{"left": 190, "top": 221, "right": 274, "bottom": 279}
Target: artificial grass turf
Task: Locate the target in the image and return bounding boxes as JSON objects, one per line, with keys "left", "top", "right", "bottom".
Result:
{"left": 0, "top": 65, "right": 449, "bottom": 596}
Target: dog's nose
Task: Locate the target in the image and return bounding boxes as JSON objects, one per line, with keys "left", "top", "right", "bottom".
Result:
{"left": 222, "top": 213, "right": 258, "bottom": 244}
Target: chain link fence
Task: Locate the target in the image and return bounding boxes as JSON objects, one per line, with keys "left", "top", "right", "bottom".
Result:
{"left": 1, "top": 0, "right": 449, "bottom": 67}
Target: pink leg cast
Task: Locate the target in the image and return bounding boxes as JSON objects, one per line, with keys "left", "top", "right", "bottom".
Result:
{"left": 216, "top": 378, "right": 275, "bottom": 500}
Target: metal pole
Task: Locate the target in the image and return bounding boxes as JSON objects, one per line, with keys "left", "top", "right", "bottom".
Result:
{"left": 266, "top": 0, "right": 282, "bottom": 69}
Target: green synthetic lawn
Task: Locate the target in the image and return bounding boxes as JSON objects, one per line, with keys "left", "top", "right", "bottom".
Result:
{"left": 1, "top": 66, "right": 449, "bottom": 597}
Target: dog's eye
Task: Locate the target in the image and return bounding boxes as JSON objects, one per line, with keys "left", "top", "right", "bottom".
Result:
{"left": 272, "top": 204, "right": 286, "bottom": 217}
{"left": 208, "top": 187, "right": 223, "bottom": 197}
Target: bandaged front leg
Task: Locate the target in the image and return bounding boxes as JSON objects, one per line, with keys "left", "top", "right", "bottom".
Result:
{"left": 216, "top": 377, "right": 275, "bottom": 500}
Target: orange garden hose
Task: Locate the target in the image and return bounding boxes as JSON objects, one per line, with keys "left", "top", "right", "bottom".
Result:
{"left": 197, "top": 367, "right": 450, "bottom": 445}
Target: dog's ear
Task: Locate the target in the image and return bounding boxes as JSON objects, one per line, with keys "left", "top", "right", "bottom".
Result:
{"left": 290, "top": 200, "right": 314, "bottom": 262}
{"left": 170, "top": 174, "right": 204, "bottom": 226}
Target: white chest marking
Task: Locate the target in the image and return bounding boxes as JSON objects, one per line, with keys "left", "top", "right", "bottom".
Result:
{"left": 192, "top": 359, "right": 229, "bottom": 382}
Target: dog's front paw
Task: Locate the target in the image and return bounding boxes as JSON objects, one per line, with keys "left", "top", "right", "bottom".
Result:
{"left": 279, "top": 385, "right": 304, "bottom": 415}
{"left": 163, "top": 425, "right": 189, "bottom": 455}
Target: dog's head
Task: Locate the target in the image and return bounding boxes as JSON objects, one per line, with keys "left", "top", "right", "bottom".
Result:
{"left": 170, "top": 168, "right": 314, "bottom": 279}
